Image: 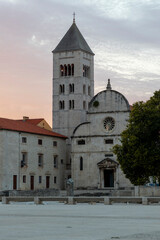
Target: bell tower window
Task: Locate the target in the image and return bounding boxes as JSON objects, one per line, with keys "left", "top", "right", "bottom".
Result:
{"left": 69, "top": 100, "right": 74, "bottom": 109}
{"left": 59, "top": 85, "right": 65, "bottom": 94}
{"left": 68, "top": 64, "right": 71, "bottom": 76}
{"left": 83, "top": 85, "right": 86, "bottom": 94}
{"left": 69, "top": 84, "right": 74, "bottom": 93}
{"left": 83, "top": 65, "right": 90, "bottom": 78}
{"left": 59, "top": 64, "right": 74, "bottom": 77}
{"left": 59, "top": 101, "right": 65, "bottom": 109}
{"left": 60, "top": 65, "right": 64, "bottom": 76}
{"left": 64, "top": 65, "right": 67, "bottom": 76}
{"left": 71, "top": 64, "right": 74, "bottom": 76}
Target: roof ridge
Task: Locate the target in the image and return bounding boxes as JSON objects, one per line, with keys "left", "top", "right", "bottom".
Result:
{"left": 0, "top": 117, "right": 67, "bottom": 139}
{"left": 53, "top": 22, "right": 94, "bottom": 55}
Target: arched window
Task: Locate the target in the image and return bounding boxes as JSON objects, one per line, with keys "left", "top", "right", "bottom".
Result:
{"left": 83, "top": 101, "right": 86, "bottom": 110}
{"left": 69, "top": 84, "right": 74, "bottom": 93}
{"left": 83, "top": 65, "right": 90, "bottom": 78}
{"left": 60, "top": 85, "right": 65, "bottom": 94}
{"left": 71, "top": 64, "right": 74, "bottom": 76}
{"left": 59, "top": 85, "right": 62, "bottom": 94}
{"left": 69, "top": 84, "right": 72, "bottom": 93}
{"left": 64, "top": 65, "right": 67, "bottom": 76}
{"left": 83, "top": 85, "right": 86, "bottom": 94}
{"left": 72, "top": 84, "right": 74, "bottom": 93}
{"left": 62, "top": 101, "right": 65, "bottom": 109}
{"left": 88, "top": 86, "right": 91, "bottom": 96}
{"left": 80, "top": 157, "right": 83, "bottom": 171}
{"left": 59, "top": 101, "right": 65, "bottom": 109}
{"left": 69, "top": 100, "right": 74, "bottom": 109}
{"left": 59, "top": 101, "right": 62, "bottom": 109}
{"left": 68, "top": 64, "right": 71, "bottom": 76}
{"left": 60, "top": 65, "right": 64, "bottom": 76}
{"left": 62, "top": 84, "right": 65, "bottom": 93}
{"left": 72, "top": 100, "right": 74, "bottom": 109}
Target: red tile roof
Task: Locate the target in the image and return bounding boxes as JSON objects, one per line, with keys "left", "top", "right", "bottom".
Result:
{"left": 19, "top": 118, "right": 44, "bottom": 125}
{"left": 0, "top": 117, "right": 67, "bottom": 139}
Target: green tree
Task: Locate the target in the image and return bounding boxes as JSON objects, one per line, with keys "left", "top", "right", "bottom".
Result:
{"left": 113, "top": 90, "right": 160, "bottom": 185}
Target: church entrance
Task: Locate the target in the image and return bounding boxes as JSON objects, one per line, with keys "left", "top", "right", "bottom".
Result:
{"left": 104, "top": 169, "right": 114, "bottom": 187}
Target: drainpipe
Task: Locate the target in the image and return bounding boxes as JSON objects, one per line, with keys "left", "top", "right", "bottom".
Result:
{"left": 18, "top": 133, "right": 21, "bottom": 190}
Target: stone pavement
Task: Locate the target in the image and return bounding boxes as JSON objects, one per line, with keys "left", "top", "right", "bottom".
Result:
{"left": 0, "top": 202, "right": 160, "bottom": 240}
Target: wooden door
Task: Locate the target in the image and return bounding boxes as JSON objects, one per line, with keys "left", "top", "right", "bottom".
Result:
{"left": 46, "top": 176, "right": 50, "bottom": 189}
{"left": 13, "top": 175, "right": 17, "bottom": 190}
{"left": 30, "top": 176, "right": 34, "bottom": 190}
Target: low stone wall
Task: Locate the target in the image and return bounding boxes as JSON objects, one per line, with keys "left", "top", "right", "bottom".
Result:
{"left": 73, "top": 188, "right": 134, "bottom": 197}
{"left": 8, "top": 189, "right": 60, "bottom": 197}
{"left": 135, "top": 186, "right": 160, "bottom": 197}
{"left": 1, "top": 196, "right": 160, "bottom": 205}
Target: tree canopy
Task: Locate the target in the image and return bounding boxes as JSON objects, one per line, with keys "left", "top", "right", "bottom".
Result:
{"left": 113, "top": 90, "right": 160, "bottom": 185}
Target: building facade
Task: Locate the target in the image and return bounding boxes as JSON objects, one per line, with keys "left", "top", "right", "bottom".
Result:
{"left": 71, "top": 81, "right": 132, "bottom": 189}
{"left": 0, "top": 118, "right": 66, "bottom": 191}
{"left": 52, "top": 19, "right": 132, "bottom": 190}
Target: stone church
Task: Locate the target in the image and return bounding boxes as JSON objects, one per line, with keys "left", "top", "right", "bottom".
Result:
{"left": 52, "top": 18, "right": 132, "bottom": 190}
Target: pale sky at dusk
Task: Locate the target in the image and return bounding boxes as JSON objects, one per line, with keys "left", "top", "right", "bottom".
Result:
{"left": 0, "top": 0, "right": 160, "bottom": 126}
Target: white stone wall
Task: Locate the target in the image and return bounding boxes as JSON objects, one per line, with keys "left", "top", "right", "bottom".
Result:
{"left": 52, "top": 50, "right": 94, "bottom": 138}
{"left": 0, "top": 130, "right": 66, "bottom": 191}
{"left": 71, "top": 89, "right": 133, "bottom": 189}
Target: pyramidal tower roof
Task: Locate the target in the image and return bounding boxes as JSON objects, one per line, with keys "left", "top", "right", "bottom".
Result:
{"left": 53, "top": 20, "right": 94, "bottom": 55}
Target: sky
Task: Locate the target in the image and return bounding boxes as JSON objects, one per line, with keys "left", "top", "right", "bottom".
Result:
{"left": 0, "top": 0, "right": 160, "bottom": 126}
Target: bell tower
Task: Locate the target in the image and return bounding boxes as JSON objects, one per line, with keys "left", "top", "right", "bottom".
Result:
{"left": 52, "top": 17, "right": 94, "bottom": 138}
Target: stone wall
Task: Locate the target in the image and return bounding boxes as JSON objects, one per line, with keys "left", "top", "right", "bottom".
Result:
{"left": 135, "top": 186, "right": 160, "bottom": 197}
{"left": 8, "top": 189, "right": 60, "bottom": 196}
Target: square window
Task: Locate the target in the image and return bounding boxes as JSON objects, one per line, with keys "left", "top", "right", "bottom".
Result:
{"left": 105, "top": 139, "right": 113, "bottom": 144}
{"left": 53, "top": 141, "right": 57, "bottom": 147}
{"left": 22, "top": 137, "right": 27, "bottom": 143}
{"left": 77, "top": 139, "right": 85, "bottom": 145}
{"left": 38, "top": 139, "right": 43, "bottom": 145}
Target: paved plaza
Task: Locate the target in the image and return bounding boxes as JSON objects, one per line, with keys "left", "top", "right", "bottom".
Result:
{"left": 0, "top": 202, "right": 160, "bottom": 240}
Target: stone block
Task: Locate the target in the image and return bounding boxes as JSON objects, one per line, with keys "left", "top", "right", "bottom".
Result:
{"left": 104, "top": 197, "right": 111, "bottom": 205}
{"left": 142, "top": 197, "right": 148, "bottom": 205}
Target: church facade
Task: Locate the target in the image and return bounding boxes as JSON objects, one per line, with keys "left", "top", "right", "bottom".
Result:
{"left": 52, "top": 19, "right": 132, "bottom": 190}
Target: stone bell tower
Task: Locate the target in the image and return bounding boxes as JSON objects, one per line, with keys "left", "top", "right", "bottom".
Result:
{"left": 52, "top": 16, "right": 94, "bottom": 138}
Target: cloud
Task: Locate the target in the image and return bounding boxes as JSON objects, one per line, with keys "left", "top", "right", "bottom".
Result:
{"left": 0, "top": 0, "right": 159, "bottom": 123}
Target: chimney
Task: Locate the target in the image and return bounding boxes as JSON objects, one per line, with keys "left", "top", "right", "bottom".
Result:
{"left": 23, "top": 116, "right": 29, "bottom": 121}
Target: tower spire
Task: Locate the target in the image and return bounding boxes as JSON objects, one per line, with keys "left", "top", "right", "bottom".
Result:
{"left": 106, "top": 79, "right": 112, "bottom": 90}
{"left": 73, "top": 12, "right": 75, "bottom": 23}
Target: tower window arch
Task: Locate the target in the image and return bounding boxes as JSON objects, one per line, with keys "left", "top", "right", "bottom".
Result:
{"left": 60, "top": 65, "right": 64, "bottom": 76}
{"left": 59, "top": 85, "right": 65, "bottom": 94}
{"left": 83, "top": 101, "right": 86, "bottom": 110}
{"left": 72, "top": 100, "right": 74, "bottom": 109}
{"left": 71, "top": 64, "right": 74, "bottom": 76}
{"left": 68, "top": 64, "right": 71, "bottom": 76}
{"left": 83, "top": 85, "right": 86, "bottom": 94}
{"left": 88, "top": 86, "right": 91, "bottom": 96}
{"left": 59, "top": 101, "right": 65, "bottom": 110}
{"left": 80, "top": 157, "right": 83, "bottom": 171}
{"left": 69, "top": 84, "right": 74, "bottom": 93}
{"left": 83, "top": 65, "right": 90, "bottom": 78}
{"left": 64, "top": 65, "right": 67, "bottom": 76}
{"left": 69, "top": 100, "right": 74, "bottom": 109}
{"left": 59, "top": 64, "right": 74, "bottom": 77}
